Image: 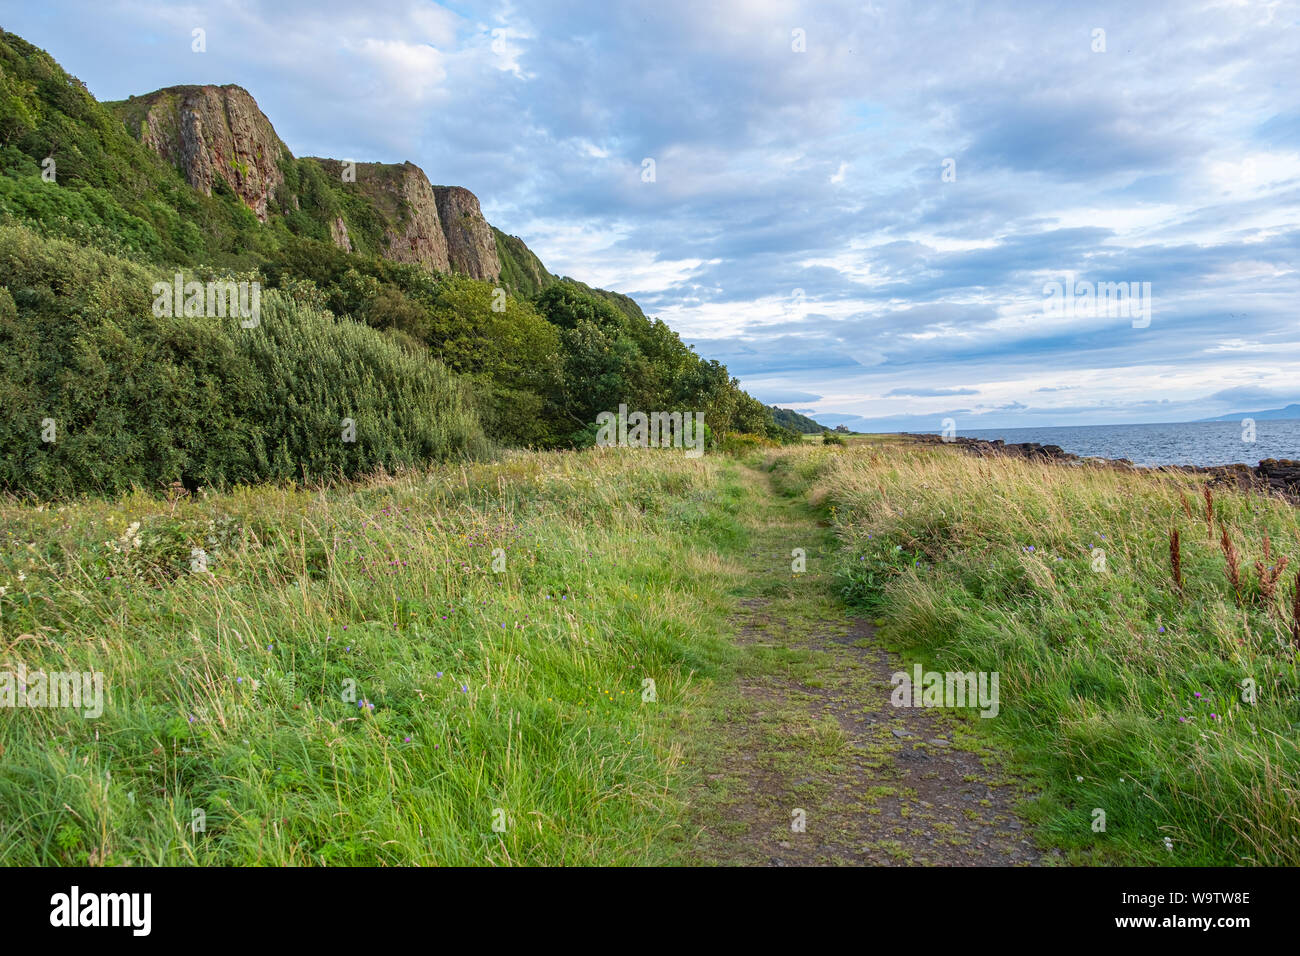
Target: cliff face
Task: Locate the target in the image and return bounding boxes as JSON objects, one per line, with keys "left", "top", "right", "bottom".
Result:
{"left": 119, "top": 85, "right": 286, "bottom": 223}
{"left": 381, "top": 162, "right": 452, "bottom": 274}
{"left": 301, "top": 160, "right": 501, "bottom": 282}
{"left": 433, "top": 186, "right": 501, "bottom": 283}
{"left": 119, "top": 85, "right": 506, "bottom": 284}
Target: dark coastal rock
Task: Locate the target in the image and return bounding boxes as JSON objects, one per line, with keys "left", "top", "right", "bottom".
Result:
{"left": 1178, "top": 458, "right": 1300, "bottom": 500}
{"left": 901, "top": 436, "right": 1300, "bottom": 502}
{"left": 900, "top": 433, "right": 1082, "bottom": 463}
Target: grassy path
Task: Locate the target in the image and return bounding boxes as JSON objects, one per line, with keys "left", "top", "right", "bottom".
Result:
{"left": 7, "top": 443, "right": 1292, "bottom": 865}
{"left": 683, "top": 457, "right": 1052, "bottom": 866}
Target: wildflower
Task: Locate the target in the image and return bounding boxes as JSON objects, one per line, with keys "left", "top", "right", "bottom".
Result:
{"left": 1076, "top": 775, "right": 1083, "bottom": 782}
{"left": 1158, "top": 626, "right": 1165, "bottom": 633}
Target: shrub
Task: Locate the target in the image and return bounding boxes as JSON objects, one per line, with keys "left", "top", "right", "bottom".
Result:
{"left": 0, "top": 224, "right": 487, "bottom": 497}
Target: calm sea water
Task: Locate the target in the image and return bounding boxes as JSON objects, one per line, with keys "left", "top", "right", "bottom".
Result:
{"left": 950, "top": 419, "right": 1300, "bottom": 467}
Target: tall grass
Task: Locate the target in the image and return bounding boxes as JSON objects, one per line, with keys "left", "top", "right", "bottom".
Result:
{"left": 775, "top": 442, "right": 1300, "bottom": 865}
{"left": 0, "top": 448, "right": 742, "bottom": 865}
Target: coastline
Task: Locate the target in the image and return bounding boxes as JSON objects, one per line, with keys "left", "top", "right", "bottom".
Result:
{"left": 899, "top": 433, "right": 1300, "bottom": 501}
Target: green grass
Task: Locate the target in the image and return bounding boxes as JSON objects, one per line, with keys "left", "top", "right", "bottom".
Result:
{"left": 8, "top": 435, "right": 1293, "bottom": 867}
{"left": 771, "top": 441, "right": 1300, "bottom": 865}
{"left": 0, "top": 449, "right": 746, "bottom": 865}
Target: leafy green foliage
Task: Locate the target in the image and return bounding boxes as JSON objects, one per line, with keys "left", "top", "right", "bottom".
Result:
{"left": 493, "top": 226, "right": 554, "bottom": 297}
{"left": 0, "top": 225, "right": 484, "bottom": 497}
{"left": 772, "top": 405, "right": 827, "bottom": 434}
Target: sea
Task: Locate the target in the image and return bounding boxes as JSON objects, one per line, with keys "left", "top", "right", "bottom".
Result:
{"left": 949, "top": 419, "right": 1300, "bottom": 468}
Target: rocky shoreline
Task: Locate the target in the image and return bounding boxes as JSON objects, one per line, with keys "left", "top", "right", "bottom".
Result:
{"left": 900, "top": 433, "right": 1300, "bottom": 501}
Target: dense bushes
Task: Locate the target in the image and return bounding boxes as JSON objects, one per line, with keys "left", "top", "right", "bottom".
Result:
{"left": 260, "top": 236, "right": 781, "bottom": 451}
{"left": 239, "top": 292, "right": 486, "bottom": 480}
{"left": 0, "top": 225, "right": 485, "bottom": 497}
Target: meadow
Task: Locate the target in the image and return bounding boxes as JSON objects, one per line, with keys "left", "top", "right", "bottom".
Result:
{"left": 3, "top": 438, "right": 1296, "bottom": 866}
{"left": 771, "top": 442, "right": 1300, "bottom": 865}
{"left": 0, "top": 449, "right": 745, "bottom": 865}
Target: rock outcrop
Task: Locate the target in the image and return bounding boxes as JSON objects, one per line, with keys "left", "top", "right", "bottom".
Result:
{"left": 433, "top": 185, "right": 501, "bottom": 283}
{"left": 326, "top": 159, "right": 453, "bottom": 273}
{"left": 329, "top": 216, "right": 352, "bottom": 254}
{"left": 118, "top": 86, "right": 504, "bottom": 283}
{"left": 1175, "top": 458, "right": 1300, "bottom": 500}
{"left": 304, "top": 161, "right": 501, "bottom": 282}
{"left": 902, "top": 434, "right": 1082, "bottom": 463}
{"left": 122, "top": 85, "right": 286, "bottom": 223}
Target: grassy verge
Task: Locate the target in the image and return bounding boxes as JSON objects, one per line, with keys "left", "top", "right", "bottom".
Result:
{"left": 0, "top": 449, "right": 745, "bottom": 865}
{"left": 769, "top": 441, "right": 1300, "bottom": 865}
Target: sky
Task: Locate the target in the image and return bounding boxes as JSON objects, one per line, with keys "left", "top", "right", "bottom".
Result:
{"left": 6, "top": 0, "right": 1299, "bottom": 431}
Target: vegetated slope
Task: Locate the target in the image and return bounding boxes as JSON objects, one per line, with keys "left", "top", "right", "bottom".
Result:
{"left": 770, "top": 406, "right": 827, "bottom": 434}
{"left": 779, "top": 441, "right": 1300, "bottom": 865}
{"left": 0, "top": 31, "right": 267, "bottom": 267}
{"left": 494, "top": 226, "right": 555, "bottom": 297}
{"left": 0, "top": 29, "right": 796, "bottom": 496}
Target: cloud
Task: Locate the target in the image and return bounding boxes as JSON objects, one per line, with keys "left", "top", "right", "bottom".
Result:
{"left": 885, "top": 387, "right": 980, "bottom": 397}
{"left": 6, "top": 0, "right": 1297, "bottom": 427}
{"left": 757, "top": 391, "right": 825, "bottom": 404}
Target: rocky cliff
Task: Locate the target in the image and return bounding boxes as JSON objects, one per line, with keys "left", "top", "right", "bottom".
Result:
{"left": 302, "top": 161, "right": 500, "bottom": 281}
{"left": 433, "top": 185, "right": 500, "bottom": 282}
{"left": 115, "top": 85, "right": 503, "bottom": 283}
{"left": 115, "top": 85, "right": 286, "bottom": 223}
